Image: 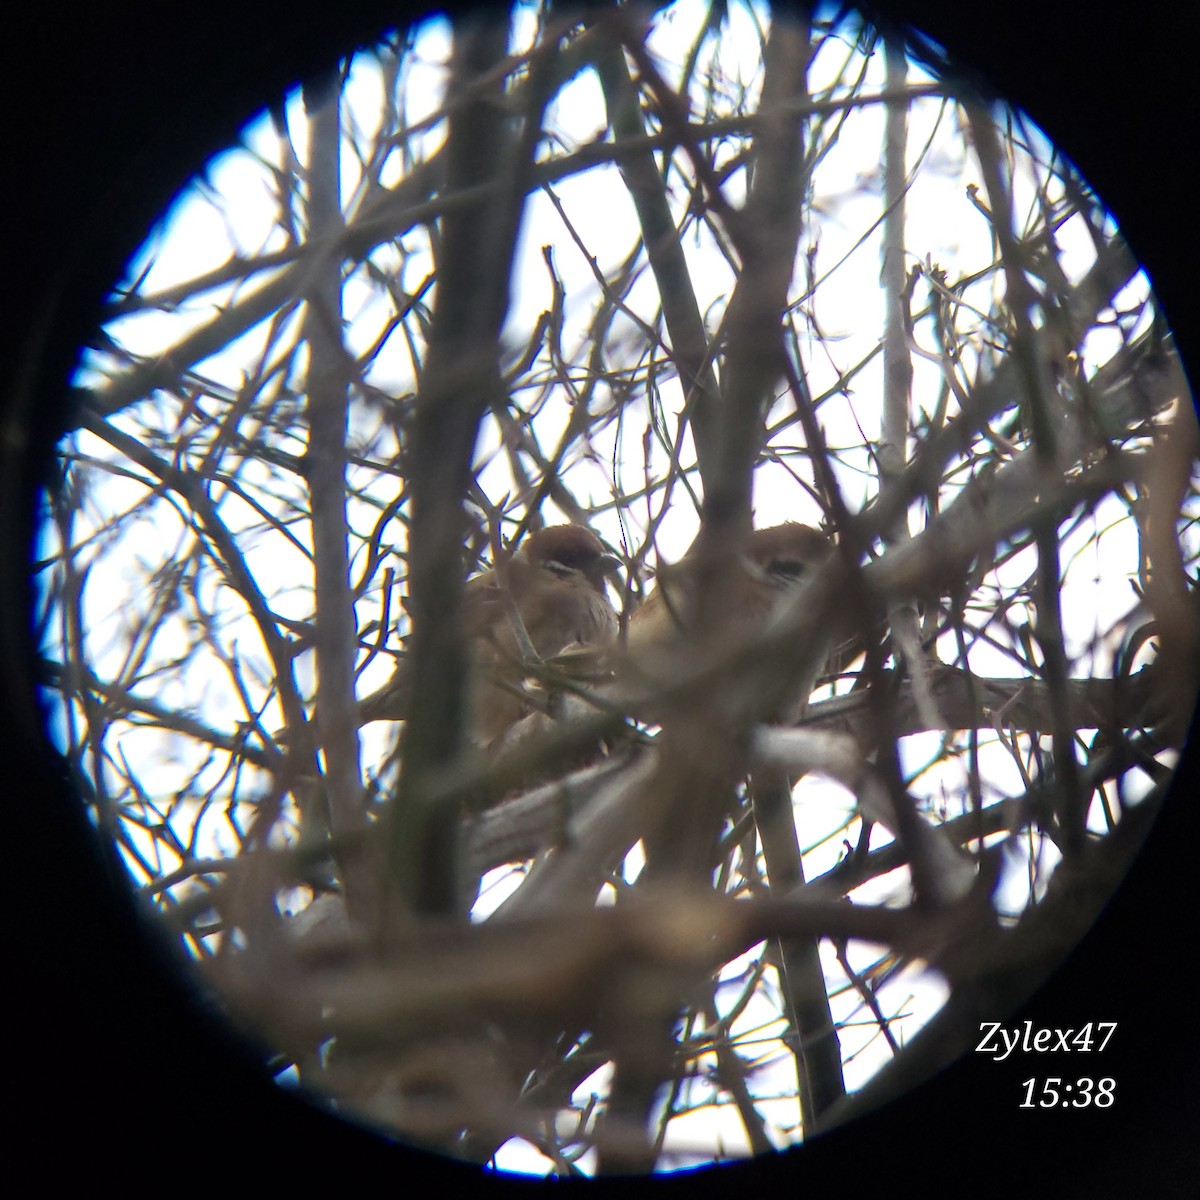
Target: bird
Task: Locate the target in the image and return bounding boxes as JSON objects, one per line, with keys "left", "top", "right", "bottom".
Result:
{"left": 360, "top": 524, "right": 622, "bottom": 749}
{"left": 620, "top": 521, "right": 836, "bottom": 717}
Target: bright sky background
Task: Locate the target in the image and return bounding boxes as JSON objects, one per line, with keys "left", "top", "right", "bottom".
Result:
{"left": 46, "top": 0, "right": 1177, "bottom": 1177}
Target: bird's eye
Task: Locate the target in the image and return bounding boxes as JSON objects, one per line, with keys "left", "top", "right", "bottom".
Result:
{"left": 771, "top": 557, "right": 807, "bottom": 581}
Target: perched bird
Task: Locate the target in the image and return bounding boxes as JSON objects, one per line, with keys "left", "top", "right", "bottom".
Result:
{"left": 621, "top": 521, "right": 836, "bottom": 715}
{"left": 361, "top": 524, "right": 621, "bottom": 748}
{"left": 611, "top": 522, "right": 839, "bottom": 905}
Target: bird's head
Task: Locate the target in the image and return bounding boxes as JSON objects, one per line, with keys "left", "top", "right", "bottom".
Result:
{"left": 520, "top": 525, "right": 622, "bottom": 595}
{"left": 744, "top": 522, "right": 833, "bottom": 588}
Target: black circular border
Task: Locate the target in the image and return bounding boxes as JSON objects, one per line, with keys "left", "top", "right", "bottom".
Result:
{"left": 5, "top": 1, "right": 1198, "bottom": 1194}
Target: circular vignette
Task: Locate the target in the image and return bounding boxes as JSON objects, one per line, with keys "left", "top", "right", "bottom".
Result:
{"left": 7, "top": 0, "right": 1200, "bottom": 1192}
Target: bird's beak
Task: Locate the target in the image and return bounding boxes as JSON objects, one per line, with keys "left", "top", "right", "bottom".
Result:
{"left": 599, "top": 554, "right": 622, "bottom": 575}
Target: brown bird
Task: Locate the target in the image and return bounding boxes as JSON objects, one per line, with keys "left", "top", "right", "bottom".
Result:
{"left": 361, "top": 524, "right": 621, "bottom": 748}
{"left": 621, "top": 521, "right": 835, "bottom": 713}
{"left": 620, "top": 524, "right": 843, "bottom": 896}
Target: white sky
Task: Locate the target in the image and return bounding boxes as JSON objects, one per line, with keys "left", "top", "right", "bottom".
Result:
{"left": 45, "top": 0, "right": 1180, "bottom": 1177}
